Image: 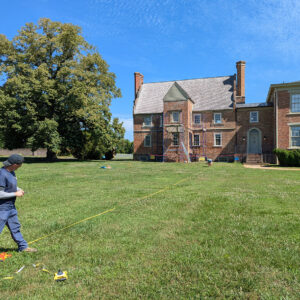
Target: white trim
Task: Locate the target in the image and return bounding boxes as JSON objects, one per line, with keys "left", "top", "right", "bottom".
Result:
{"left": 144, "top": 134, "right": 152, "bottom": 147}
{"left": 214, "top": 113, "right": 222, "bottom": 124}
{"left": 250, "top": 111, "right": 259, "bottom": 123}
{"left": 193, "top": 134, "right": 200, "bottom": 146}
{"left": 214, "top": 132, "right": 222, "bottom": 146}
{"left": 172, "top": 132, "right": 179, "bottom": 146}
{"left": 194, "top": 114, "right": 201, "bottom": 124}
{"left": 290, "top": 125, "right": 300, "bottom": 148}
{"left": 159, "top": 115, "right": 163, "bottom": 127}
{"left": 143, "top": 115, "right": 152, "bottom": 127}
{"left": 290, "top": 93, "right": 300, "bottom": 113}
{"left": 171, "top": 111, "right": 180, "bottom": 123}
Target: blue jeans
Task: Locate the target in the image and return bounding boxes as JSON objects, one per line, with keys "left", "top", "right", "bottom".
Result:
{"left": 0, "top": 209, "right": 28, "bottom": 251}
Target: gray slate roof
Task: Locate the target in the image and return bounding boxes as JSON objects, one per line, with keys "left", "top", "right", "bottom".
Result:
{"left": 236, "top": 102, "right": 273, "bottom": 108}
{"left": 134, "top": 75, "right": 235, "bottom": 114}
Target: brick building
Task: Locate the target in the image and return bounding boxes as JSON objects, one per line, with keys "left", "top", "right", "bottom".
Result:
{"left": 133, "top": 61, "right": 300, "bottom": 163}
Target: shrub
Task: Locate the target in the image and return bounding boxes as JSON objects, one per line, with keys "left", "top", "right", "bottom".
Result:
{"left": 273, "top": 148, "right": 300, "bottom": 167}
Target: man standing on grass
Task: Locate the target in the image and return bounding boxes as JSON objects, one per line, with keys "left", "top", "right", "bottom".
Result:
{"left": 0, "top": 154, "right": 37, "bottom": 252}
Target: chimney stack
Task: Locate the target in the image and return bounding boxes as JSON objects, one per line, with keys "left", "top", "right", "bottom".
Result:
{"left": 236, "top": 61, "right": 246, "bottom": 104}
{"left": 134, "top": 72, "right": 144, "bottom": 99}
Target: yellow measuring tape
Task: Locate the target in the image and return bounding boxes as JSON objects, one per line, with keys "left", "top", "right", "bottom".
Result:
{"left": 28, "top": 208, "right": 116, "bottom": 245}
{"left": 27, "top": 177, "right": 188, "bottom": 245}
{"left": 1, "top": 178, "right": 188, "bottom": 281}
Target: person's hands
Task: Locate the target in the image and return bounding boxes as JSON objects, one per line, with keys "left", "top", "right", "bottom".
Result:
{"left": 15, "top": 190, "right": 25, "bottom": 197}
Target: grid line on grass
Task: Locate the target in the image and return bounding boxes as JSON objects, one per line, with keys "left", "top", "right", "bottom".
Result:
{"left": 27, "top": 178, "right": 189, "bottom": 245}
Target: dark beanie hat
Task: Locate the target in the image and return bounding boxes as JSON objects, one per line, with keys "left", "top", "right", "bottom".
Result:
{"left": 3, "top": 154, "right": 24, "bottom": 167}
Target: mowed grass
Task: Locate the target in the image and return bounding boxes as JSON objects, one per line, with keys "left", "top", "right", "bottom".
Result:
{"left": 0, "top": 160, "right": 299, "bottom": 299}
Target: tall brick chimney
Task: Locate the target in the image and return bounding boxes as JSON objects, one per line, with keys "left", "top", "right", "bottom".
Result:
{"left": 134, "top": 72, "right": 144, "bottom": 98}
{"left": 236, "top": 61, "right": 246, "bottom": 104}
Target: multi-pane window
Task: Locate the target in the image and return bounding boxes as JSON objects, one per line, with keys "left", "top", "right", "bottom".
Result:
{"left": 291, "top": 126, "right": 300, "bottom": 147}
{"left": 250, "top": 111, "right": 259, "bottom": 123}
{"left": 172, "top": 133, "right": 179, "bottom": 146}
{"left": 143, "top": 116, "right": 152, "bottom": 126}
{"left": 214, "top": 113, "right": 222, "bottom": 124}
{"left": 194, "top": 134, "right": 200, "bottom": 146}
{"left": 194, "top": 114, "right": 201, "bottom": 124}
{"left": 291, "top": 94, "right": 300, "bottom": 113}
{"left": 144, "top": 134, "right": 151, "bottom": 147}
{"left": 172, "top": 111, "right": 179, "bottom": 123}
{"left": 214, "top": 133, "right": 222, "bottom": 146}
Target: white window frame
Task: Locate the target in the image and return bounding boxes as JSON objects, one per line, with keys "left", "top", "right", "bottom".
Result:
{"left": 172, "top": 111, "right": 180, "bottom": 123}
{"left": 159, "top": 115, "right": 163, "bottom": 127}
{"left": 291, "top": 94, "right": 300, "bottom": 113}
{"left": 193, "top": 134, "right": 200, "bottom": 146}
{"left": 250, "top": 111, "right": 259, "bottom": 123}
{"left": 143, "top": 115, "right": 152, "bottom": 127}
{"left": 290, "top": 125, "right": 300, "bottom": 148}
{"left": 144, "top": 134, "right": 152, "bottom": 147}
{"left": 172, "top": 132, "right": 179, "bottom": 146}
{"left": 194, "top": 114, "right": 201, "bottom": 124}
{"left": 214, "top": 113, "right": 222, "bottom": 124}
{"left": 214, "top": 133, "right": 222, "bottom": 147}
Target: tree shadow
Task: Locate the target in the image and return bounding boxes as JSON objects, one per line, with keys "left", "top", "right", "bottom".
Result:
{"left": 0, "top": 247, "right": 18, "bottom": 252}
{"left": 0, "top": 157, "right": 78, "bottom": 164}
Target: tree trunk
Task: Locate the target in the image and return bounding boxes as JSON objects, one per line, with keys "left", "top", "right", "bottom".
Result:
{"left": 46, "top": 149, "right": 57, "bottom": 161}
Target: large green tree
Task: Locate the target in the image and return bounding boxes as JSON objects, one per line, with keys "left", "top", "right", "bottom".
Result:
{"left": 0, "top": 18, "right": 123, "bottom": 159}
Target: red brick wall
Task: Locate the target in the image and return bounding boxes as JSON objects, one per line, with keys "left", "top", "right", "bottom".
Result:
{"left": 236, "top": 107, "right": 274, "bottom": 154}
{"left": 190, "top": 110, "right": 236, "bottom": 160}
{"left": 133, "top": 104, "right": 278, "bottom": 162}
{"left": 163, "top": 100, "right": 193, "bottom": 162}
{"left": 133, "top": 114, "right": 163, "bottom": 159}
{"left": 277, "top": 90, "right": 300, "bottom": 149}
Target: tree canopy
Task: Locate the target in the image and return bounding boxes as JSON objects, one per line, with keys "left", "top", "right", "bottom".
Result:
{"left": 0, "top": 18, "right": 124, "bottom": 159}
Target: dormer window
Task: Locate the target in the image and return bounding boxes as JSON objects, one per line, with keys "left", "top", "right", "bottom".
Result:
{"left": 172, "top": 111, "right": 180, "bottom": 123}
{"left": 143, "top": 115, "right": 152, "bottom": 127}
{"left": 214, "top": 113, "right": 222, "bottom": 124}
{"left": 250, "top": 111, "right": 259, "bottom": 123}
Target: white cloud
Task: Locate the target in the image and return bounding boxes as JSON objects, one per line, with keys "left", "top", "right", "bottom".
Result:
{"left": 114, "top": 115, "right": 133, "bottom": 141}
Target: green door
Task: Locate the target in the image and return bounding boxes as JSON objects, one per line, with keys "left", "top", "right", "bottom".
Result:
{"left": 248, "top": 129, "right": 261, "bottom": 153}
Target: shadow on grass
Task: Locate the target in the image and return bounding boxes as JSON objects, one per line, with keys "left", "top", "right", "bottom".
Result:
{"left": 0, "top": 157, "right": 96, "bottom": 164}
{"left": 111, "top": 159, "right": 133, "bottom": 162}
{"left": 0, "top": 247, "right": 18, "bottom": 252}
{"left": 0, "top": 156, "right": 133, "bottom": 164}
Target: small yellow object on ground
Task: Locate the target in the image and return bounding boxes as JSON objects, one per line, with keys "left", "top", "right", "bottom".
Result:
{"left": 54, "top": 270, "right": 68, "bottom": 281}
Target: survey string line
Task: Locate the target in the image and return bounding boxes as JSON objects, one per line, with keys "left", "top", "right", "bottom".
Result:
{"left": 28, "top": 208, "right": 116, "bottom": 245}
{"left": 119, "top": 177, "right": 189, "bottom": 207}
{"left": 27, "top": 177, "right": 189, "bottom": 245}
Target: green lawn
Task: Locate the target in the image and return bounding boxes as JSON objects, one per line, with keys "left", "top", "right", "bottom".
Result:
{"left": 0, "top": 160, "right": 299, "bottom": 299}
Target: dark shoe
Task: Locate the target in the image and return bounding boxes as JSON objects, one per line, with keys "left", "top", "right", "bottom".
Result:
{"left": 22, "top": 247, "right": 37, "bottom": 253}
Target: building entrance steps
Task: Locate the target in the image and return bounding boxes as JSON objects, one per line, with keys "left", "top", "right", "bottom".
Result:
{"left": 246, "top": 153, "right": 263, "bottom": 164}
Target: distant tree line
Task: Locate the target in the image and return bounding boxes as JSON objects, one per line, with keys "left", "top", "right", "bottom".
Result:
{"left": 0, "top": 18, "right": 131, "bottom": 160}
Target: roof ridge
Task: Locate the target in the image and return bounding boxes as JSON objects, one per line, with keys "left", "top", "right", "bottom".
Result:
{"left": 144, "top": 74, "right": 235, "bottom": 85}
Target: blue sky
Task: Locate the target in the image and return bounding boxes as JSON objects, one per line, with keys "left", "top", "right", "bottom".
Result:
{"left": 1, "top": 0, "right": 300, "bottom": 141}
